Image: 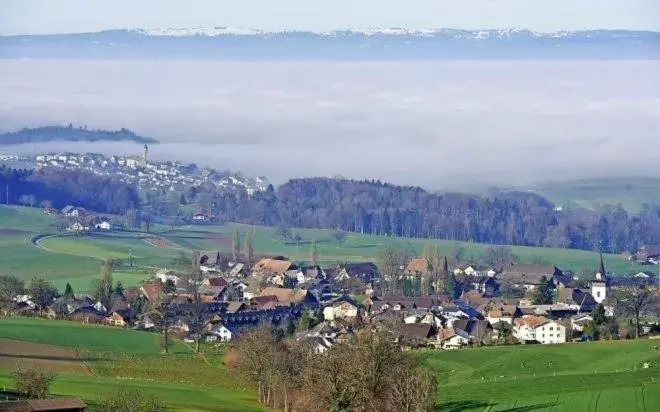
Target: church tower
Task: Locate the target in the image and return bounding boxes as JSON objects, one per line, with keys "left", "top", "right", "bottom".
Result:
{"left": 143, "top": 144, "right": 149, "bottom": 164}
{"left": 592, "top": 253, "right": 609, "bottom": 303}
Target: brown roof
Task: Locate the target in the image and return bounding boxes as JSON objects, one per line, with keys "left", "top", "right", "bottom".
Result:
{"left": 487, "top": 311, "right": 502, "bottom": 318}
{"left": 438, "top": 327, "right": 456, "bottom": 340}
{"left": 226, "top": 302, "right": 246, "bottom": 313}
{"left": 140, "top": 281, "right": 164, "bottom": 301}
{"left": 252, "top": 258, "right": 293, "bottom": 276}
{"left": 123, "top": 287, "right": 141, "bottom": 302}
{"left": 259, "top": 287, "right": 308, "bottom": 303}
{"left": 400, "top": 323, "right": 434, "bottom": 340}
{"left": 251, "top": 295, "right": 279, "bottom": 307}
{"left": 206, "top": 277, "right": 228, "bottom": 287}
{"left": 514, "top": 315, "right": 549, "bottom": 328}
{"left": 460, "top": 290, "right": 487, "bottom": 308}
{"left": 404, "top": 258, "right": 428, "bottom": 274}
{"left": 499, "top": 264, "right": 557, "bottom": 284}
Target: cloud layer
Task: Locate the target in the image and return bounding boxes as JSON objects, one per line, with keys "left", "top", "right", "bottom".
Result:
{"left": 0, "top": 60, "right": 659, "bottom": 190}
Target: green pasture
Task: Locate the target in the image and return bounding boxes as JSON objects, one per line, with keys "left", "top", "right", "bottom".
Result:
{"left": 0, "top": 205, "right": 650, "bottom": 295}
{"left": 165, "top": 223, "right": 646, "bottom": 275}
{"left": 0, "top": 317, "right": 262, "bottom": 411}
{"left": 0, "top": 371, "right": 264, "bottom": 412}
{"left": 423, "top": 340, "right": 660, "bottom": 411}
{"left": 0, "top": 317, "right": 190, "bottom": 354}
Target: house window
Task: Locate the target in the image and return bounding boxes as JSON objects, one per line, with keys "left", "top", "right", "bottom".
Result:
{"left": 549, "top": 327, "right": 553, "bottom": 331}
{"left": 597, "top": 291, "right": 601, "bottom": 297}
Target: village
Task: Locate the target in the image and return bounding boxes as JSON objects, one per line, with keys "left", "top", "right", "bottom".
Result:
{"left": 30, "top": 149, "right": 269, "bottom": 195}
{"left": 8, "top": 243, "right": 660, "bottom": 352}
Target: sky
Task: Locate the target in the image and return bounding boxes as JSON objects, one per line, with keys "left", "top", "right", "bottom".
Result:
{"left": 1, "top": 0, "right": 659, "bottom": 35}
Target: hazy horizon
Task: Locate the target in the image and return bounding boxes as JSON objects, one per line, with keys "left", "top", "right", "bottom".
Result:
{"left": 1, "top": 59, "right": 659, "bottom": 190}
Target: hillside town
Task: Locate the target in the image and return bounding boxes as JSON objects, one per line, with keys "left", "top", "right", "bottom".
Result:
{"left": 2, "top": 148, "right": 270, "bottom": 195}
{"left": 6, "top": 245, "right": 659, "bottom": 352}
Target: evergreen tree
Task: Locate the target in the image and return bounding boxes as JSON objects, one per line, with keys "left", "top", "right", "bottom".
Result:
{"left": 592, "top": 303, "right": 607, "bottom": 326}
{"left": 244, "top": 232, "right": 254, "bottom": 268}
{"left": 163, "top": 279, "right": 176, "bottom": 293}
{"left": 96, "top": 258, "right": 114, "bottom": 310}
{"left": 113, "top": 281, "right": 125, "bottom": 299}
{"left": 63, "top": 282, "right": 74, "bottom": 299}
{"left": 445, "top": 273, "right": 459, "bottom": 299}
{"left": 413, "top": 275, "right": 422, "bottom": 297}
{"left": 533, "top": 276, "right": 554, "bottom": 304}
{"left": 310, "top": 240, "right": 318, "bottom": 266}
{"left": 285, "top": 319, "right": 296, "bottom": 337}
{"left": 297, "top": 311, "right": 312, "bottom": 331}
{"left": 231, "top": 229, "right": 241, "bottom": 262}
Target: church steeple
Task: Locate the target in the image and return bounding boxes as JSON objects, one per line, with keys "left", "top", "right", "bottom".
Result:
{"left": 596, "top": 253, "right": 606, "bottom": 281}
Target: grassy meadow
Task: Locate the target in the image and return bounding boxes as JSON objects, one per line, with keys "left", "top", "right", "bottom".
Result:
{"left": 1, "top": 317, "right": 658, "bottom": 411}
{"left": 0, "top": 205, "right": 650, "bottom": 294}
{"left": 0, "top": 317, "right": 262, "bottom": 411}
{"left": 423, "top": 339, "right": 660, "bottom": 411}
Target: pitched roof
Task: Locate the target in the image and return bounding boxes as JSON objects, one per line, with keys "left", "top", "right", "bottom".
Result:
{"left": 252, "top": 258, "right": 293, "bottom": 275}
{"left": 225, "top": 302, "right": 246, "bottom": 314}
{"left": 206, "top": 277, "right": 229, "bottom": 287}
{"left": 343, "top": 262, "right": 379, "bottom": 277}
{"left": 400, "top": 323, "right": 434, "bottom": 340}
{"left": 259, "top": 287, "right": 308, "bottom": 303}
{"left": 638, "top": 244, "right": 660, "bottom": 259}
{"left": 514, "top": 315, "right": 549, "bottom": 328}
{"left": 404, "top": 258, "right": 429, "bottom": 274}
{"left": 437, "top": 327, "right": 456, "bottom": 340}
{"left": 140, "top": 281, "right": 163, "bottom": 301}
{"left": 499, "top": 264, "right": 559, "bottom": 284}
{"left": 251, "top": 295, "right": 279, "bottom": 305}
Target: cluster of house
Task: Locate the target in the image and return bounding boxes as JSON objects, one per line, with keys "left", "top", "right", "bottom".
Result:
{"left": 33, "top": 150, "right": 269, "bottom": 196}
{"left": 43, "top": 205, "right": 120, "bottom": 232}
{"left": 8, "top": 249, "right": 659, "bottom": 351}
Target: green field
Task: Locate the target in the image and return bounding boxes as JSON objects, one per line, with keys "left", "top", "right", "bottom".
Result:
{"left": 0, "top": 205, "right": 649, "bottom": 294}
{"left": 0, "top": 317, "right": 190, "bottom": 354}
{"left": 0, "top": 317, "right": 261, "bottom": 411}
{"left": 1, "top": 317, "right": 658, "bottom": 411}
{"left": 423, "top": 340, "right": 660, "bottom": 411}
{"left": 532, "top": 177, "right": 660, "bottom": 213}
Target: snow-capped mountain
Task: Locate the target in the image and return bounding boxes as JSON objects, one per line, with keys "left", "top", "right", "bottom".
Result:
{"left": 1, "top": 27, "right": 658, "bottom": 59}
{"left": 135, "top": 26, "right": 579, "bottom": 39}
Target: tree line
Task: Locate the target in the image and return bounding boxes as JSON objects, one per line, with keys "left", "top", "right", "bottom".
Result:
{"left": 229, "top": 326, "right": 436, "bottom": 412}
{"left": 184, "top": 177, "right": 660, "bottom": 254}
{"left": 0, "top": 165, "right": 140, "bottom": 214}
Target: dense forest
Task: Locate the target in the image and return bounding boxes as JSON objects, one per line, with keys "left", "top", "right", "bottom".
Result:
{"left": 3, "top": 166, "right": 660, "bottom": 254}
{"left": 186, "top": 178, "right": 660, "bottom": 254}
{"left": 0, "top": 165, "right": 140, "bottom": 214}
{"left": 0, "top": 125, "right": 158, "bottom": 144}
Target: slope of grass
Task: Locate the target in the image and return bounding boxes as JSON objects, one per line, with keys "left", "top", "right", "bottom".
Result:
{"left": 423, "top": 340, "right": 660, "bottom": 411}
{"left": 166, "top": 223, "right": 646, "bottom": 274}
{"left": 535, "top": 177, "right": 660, "bottom": 213}
{"left": 0, "top": 371, "right": 264, "bottom": 412}
{"left": 0, "top": 317, "right": 190, "bottom": 354}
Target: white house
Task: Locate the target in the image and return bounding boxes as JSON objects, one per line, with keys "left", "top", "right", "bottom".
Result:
{"left": 206, "top": 323, "right": 233, "bottom": 342}
{"left": 95, "top": 221, "right": 111, "bottom": 231}
{"left": 435, "top": 327, "right": 471, "bottom": 350}
{"left": 571, "top": 314, "right": 593, "bottom": 332}
{"left": 514, "top": 316, "right": 566, "bottom": 344}
{"left": 156, "top": 269, "right": 181, "bottom": 286}
{"left": 323, "top": 297, "right": 359, "bottom": 321}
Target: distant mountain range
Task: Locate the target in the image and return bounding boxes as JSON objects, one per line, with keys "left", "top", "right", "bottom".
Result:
{"left": 0, "top": 126, "right": 158, "bottom": 145}
{"left": 1, "top": 27, "right": 659, "bottom": 59}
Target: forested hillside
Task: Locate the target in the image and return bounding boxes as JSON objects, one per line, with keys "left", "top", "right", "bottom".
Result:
{"left": 203, "top": 178, "right": 660, "bottom": 253}
{"left": 0, "top": 125, "right": 158, "bottom": 144}
{"left": 0, "top": 166, "right": 140, "bottom": 213}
